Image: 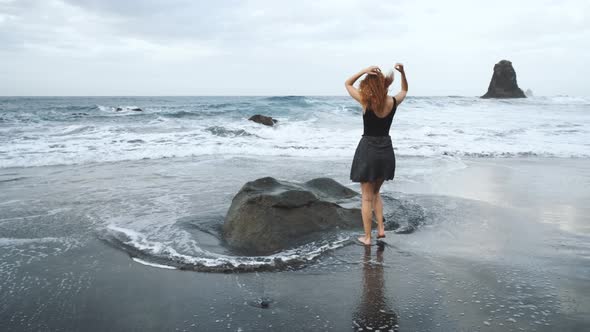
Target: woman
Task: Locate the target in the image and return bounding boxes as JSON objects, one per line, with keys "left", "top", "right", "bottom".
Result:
{"left": 345, "top": 64, "right": 408, "bottom": 245}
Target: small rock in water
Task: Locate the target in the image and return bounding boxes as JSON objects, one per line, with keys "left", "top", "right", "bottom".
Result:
{"left": 115, "top": 107, "right": 143, "bottom": 112}
{"left": 248, "top": 114, "right": 278, "bottom": 126}
{"left": 248, "top": 297, "right": 272, "bottom": 309}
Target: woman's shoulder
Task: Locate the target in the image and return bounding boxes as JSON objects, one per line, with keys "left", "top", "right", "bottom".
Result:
{"left": 385, "top": 95, "right": 396, "bottom": 109}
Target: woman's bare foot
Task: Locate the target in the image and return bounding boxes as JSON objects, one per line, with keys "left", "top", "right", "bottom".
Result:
{"left": 357, "top": 236, "right": 371, "bottom": 245}
{"left": 377, "top": 225, "right": 386, "bottom": 239}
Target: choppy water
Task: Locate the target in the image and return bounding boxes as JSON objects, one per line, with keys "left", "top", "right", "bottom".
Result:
{"left": 1, "top": 95, "right": 590, "bottom": 270}
{"left": 1, "top": 96, "right": 589, "bottom": 168}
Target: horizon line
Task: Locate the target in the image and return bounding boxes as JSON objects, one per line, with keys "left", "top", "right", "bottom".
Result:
{"left": 0, "top": 94, "right": 576, "bottom": 98}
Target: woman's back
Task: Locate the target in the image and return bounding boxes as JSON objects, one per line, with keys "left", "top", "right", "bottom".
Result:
{"left": 362, "top": 97, "right": 397, "bottom": 137}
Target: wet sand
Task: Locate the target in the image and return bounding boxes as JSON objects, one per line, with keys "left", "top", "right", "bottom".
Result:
{"left": 1, "top": 157, "right": 589, "bottom": 331}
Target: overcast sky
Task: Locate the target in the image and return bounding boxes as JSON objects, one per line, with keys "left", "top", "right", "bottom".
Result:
{"left": 1, "top": 0, "right": 588, "bottom": 96}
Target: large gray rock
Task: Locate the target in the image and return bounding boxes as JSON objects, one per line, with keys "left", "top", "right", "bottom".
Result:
{"left": 481, "top": 60, "right": 526, "bottom": 99}
{"left": 222, "top": 177, "right": 360, "bottom": 255}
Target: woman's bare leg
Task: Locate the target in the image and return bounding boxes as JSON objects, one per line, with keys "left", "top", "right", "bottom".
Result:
{"left": 359, "top": 182, "right": 374, "bottom": 245}
{"left": 372, "top": 178, "right": 385, "bottom": 237}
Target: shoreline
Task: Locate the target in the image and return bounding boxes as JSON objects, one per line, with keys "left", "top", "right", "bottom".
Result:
{"left": 2, "top": 153, "right": 590, "bottom": 171}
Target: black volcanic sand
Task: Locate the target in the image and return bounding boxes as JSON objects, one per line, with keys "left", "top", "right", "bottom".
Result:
{"left": 1, "top": 157, "right": 589, "bottom": 331}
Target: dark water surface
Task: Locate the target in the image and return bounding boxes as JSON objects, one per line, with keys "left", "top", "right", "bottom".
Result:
{"left": 1, "top": 156, "right": 589, "bottom": 331}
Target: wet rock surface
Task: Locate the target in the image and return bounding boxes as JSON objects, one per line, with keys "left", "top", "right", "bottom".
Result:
{"left": 248, "top": 114, "right": 278, "bottom": 126}
{"left": 222, "top": 177, "right": 360, "bottom": 255}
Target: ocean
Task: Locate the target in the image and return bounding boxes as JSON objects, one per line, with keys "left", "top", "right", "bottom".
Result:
{"left": 1, "top": 95, "right": 589, "bottom": 331}
{"left": 1, "top": 96, "right": 589, "bottom": 168}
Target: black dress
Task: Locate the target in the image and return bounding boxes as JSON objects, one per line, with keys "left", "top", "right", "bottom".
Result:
{"left": 350, "top": 97, "right": 397, "bottom": 183}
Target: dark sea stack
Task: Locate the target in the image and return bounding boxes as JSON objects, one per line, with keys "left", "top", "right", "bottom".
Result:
{"left": 130, "top": 107, "right": 143, "bottom": 112}
{"left": 248, "top": 114, "right": 278, "bottom": 126}
{"left": 222, "top": 177, "right": 360, "bottom": 255}
{"left": 481, "top": 60, "right": 526, "bottom": 98}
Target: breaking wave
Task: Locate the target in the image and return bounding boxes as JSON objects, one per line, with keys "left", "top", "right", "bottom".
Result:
{"left": 1, "top": 95, "right": 589, "bottom": 168}
{"left": 205, "top": 126, "right": 259, "bottom": 138}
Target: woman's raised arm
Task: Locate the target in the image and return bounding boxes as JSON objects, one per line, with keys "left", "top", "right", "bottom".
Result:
{"left": 345, "top": 66, "right": 380, "bottom": 103}
{"left": 393, "top": 63, "right": 408, "bottom": 104}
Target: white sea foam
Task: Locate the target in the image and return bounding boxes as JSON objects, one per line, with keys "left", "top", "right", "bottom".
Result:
{"left": 106, "top": 224, "right": 350, "bottom": 271}
{"left": 0, "top": 237, "right": 81, "bottom": 268}
{"left": 0, "top": 237, "right": 65, "bottom": 246}
{"left": 1, "top": 96, "right": 589, "bottom": 168}
{"left": 97, "top": 105, "right": 143, "bottom": 113}
{"left": 131, "top": 257, "right": 177, "bottom": 270}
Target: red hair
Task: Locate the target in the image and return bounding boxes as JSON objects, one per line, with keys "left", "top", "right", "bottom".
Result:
{"left": 359, "top": 71, "right": 393, "bottom": 116}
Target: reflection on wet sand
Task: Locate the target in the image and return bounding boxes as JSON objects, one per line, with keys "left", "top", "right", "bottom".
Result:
{"left": 352, "top": 243, "right": 398, "bottom": 331}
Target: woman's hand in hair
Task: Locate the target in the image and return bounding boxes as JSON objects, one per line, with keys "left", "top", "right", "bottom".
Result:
{"left": 364, "top": 66, "right": 381, "bottom": 76}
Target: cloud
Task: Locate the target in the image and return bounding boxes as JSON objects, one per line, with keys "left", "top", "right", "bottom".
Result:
{"left": 0, "top": 0, "right": 588, "bottom": 95}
